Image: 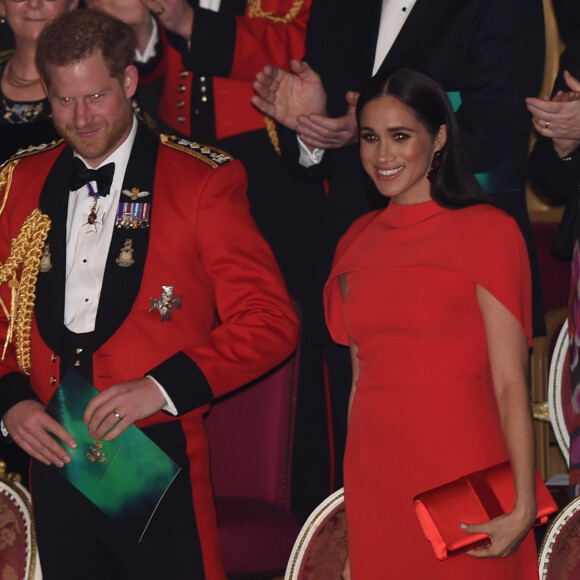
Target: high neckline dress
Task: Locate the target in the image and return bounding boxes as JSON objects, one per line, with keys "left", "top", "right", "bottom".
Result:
{"left": 324, "top": 200, "right": 538, "bottom": 578}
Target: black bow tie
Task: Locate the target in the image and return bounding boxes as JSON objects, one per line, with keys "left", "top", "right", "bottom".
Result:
{"left": 69, "top": 158, "right": 115, "bottom": 197}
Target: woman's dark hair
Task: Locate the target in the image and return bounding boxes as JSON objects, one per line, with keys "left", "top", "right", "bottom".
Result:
{"left": 356, "top": 68, "right": 490, "bottom": 208}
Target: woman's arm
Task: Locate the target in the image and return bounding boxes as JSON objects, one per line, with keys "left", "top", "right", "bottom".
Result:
{"left": 463, "top": 284, "right": 536, "bottom": 558}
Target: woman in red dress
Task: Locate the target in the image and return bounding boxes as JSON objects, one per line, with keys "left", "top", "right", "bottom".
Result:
{"left": 324, "top": 68, "right": 539, "bottom": 578}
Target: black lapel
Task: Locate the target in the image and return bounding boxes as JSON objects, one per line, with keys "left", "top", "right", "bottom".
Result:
{"left": 92, "top": 124, "right": 159, "bottom": 350}
{"left": 35, "top": 147, "right": 75, "bottom": 353}
{"left": 220, "top": 0, "right": 246, "bottom": 15}
{"left": 377, "top": 0, "right": 458, "bottom": 74}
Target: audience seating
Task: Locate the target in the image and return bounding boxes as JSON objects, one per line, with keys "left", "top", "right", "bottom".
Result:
{"left": 205, "top": 314, "right": 302, "bottom": 578}
{"left": 285, "top": 488, "right": 347, "bottom": 580}
{"left": 0, "top": 460, "right": 41, "bottom": 579}
{"left": 547, "top": 319, "right": 574, "bottom": 466}
{"left": 539, "top": 495, "right": 580, "bottom": 579}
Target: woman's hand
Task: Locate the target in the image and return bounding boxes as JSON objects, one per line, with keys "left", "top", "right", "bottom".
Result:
{"left": 462, "top": 507, "right": 536, "bottom": 558}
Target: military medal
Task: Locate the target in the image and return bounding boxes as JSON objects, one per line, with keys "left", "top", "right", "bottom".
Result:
{"left": 150, "top": 285, "right": 182, "bottom": 321}
{"left": 39, "top": 244, "right": 52, "bottom": 273}
{"left": 85, "top": 183, "right": 104, "bottom": 231}
{"left": 116, "top": 201, "right": 150, "bottom": 229}
{"left": 116, "top": 239, "right": 135, "bottom": 267}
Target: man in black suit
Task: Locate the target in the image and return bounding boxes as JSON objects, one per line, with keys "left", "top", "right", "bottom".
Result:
{"left": 253, "top": 0, "right": 545, "bottom": 491}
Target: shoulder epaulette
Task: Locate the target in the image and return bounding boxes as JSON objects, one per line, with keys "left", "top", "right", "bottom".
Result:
{"left": 160, "top": 134, "right": 234, "bottom": 168}
{"left": 0, "top": 139, "right": 64, "bottom": 168}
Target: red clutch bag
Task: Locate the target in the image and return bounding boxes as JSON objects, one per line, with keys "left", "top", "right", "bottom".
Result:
{"left": 413, "top": 461, "right": 558, "bottom": 560}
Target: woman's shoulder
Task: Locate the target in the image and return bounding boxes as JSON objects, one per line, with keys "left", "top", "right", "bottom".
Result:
{"left": 335, "top": 209, "right": 383, "bottom": 256}
{"left": 451, "top": 203, "right": 520, "bottom": 235}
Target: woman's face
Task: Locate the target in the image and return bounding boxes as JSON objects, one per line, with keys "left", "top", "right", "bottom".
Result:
{"left": 1, "top": 0, "right": 78, "bottom": 45}
{"left": 359, "top": 95, "right": 446, "bottom": 206}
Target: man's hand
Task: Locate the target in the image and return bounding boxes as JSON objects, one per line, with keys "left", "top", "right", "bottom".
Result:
{"left": 296, "top": 90, "right": 360, "bottom": 150}
{"left": 252, "top": 60, "right": 327, "bottom": 130}
{"left": 526, "top": 70, "right": 580, "bottom": 156}
{"left": 84, "top": 377, "right": 167, "bottom": 441}
{"left": 140, "top": 0, "right": 194, "bottom": 41}
{"left": 3, "top": 400, "right": 76, "bottom": 467}
{"left": 84, "top": 0, "right": 155, "bottom": 53}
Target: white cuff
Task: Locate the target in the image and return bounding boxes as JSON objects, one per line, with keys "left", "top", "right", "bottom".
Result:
{"left": 146, "top": 375, "right": 178, "bottom": 416}
{"left": 298, "top": 135, "right": 324, "bottom": 167}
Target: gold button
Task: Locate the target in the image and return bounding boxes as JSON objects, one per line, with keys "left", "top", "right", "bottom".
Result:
{"left": 177, "top": 100, "right": 185, "bottom": 108}
{"left": 178, "top": 85, "right": 186, "bottom": 93}
{"left": 50, "top": 376, "right": 56, "bottom": 385}
{"left": 200, "top": 76, "right": 206, "bottom": 82}
{"left": 74, "top": 360, "right": 81, "bottom": 367}
{"left": 51, "top": 353, "right": 57, "bottom": 363}
{"left": 179, "top": 70, "right": 189, "bottom": 78}
{"left": 177, "top": 116, "right": 185, "bottom": 123}
{"left": 76, "top": 347, "right": 83, "bottom": 354}
{"left": 201, "top": 96, "right": 208, "bottom": 103}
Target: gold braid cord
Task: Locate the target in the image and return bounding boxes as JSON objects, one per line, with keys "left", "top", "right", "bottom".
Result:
{"left": 247, "top": 0, "right": 306, "bottom": 155}
{"left": 248, "top": 0, "right": 305, "bottom": 23}
{"left": 0, "top": 209, "right": 51, "bottom": 376}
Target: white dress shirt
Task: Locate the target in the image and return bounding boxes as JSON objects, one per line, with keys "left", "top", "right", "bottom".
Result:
{"left": 65, "top": 117, "right": 176, "bottom": 414}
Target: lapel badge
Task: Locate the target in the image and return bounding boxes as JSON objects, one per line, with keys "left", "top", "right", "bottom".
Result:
{"left": 150, "top": 285, "right": 182, "bottom": 321}
{"left": 122, "top": 187, "right": 150, "bottom": 201}
{"left": 39, "top": 244, "right": 53, "bottom": 273}
{"left": 115, "top": 239, "right": 135, "bottom": 268}
{"left": 116, "top": 201, "right": 150, "bottom": 229}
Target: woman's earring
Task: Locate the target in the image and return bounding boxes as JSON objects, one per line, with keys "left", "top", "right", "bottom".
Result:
{"left": 0, "top": 13, "right": 5, "bottom": 24}
{"left": 427, "top": 150, "right": 441, "bottom": 183}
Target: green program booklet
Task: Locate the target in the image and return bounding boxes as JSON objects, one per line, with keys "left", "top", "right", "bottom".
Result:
{"left": 45, "top": 369, "right": 181, "bottom": 542}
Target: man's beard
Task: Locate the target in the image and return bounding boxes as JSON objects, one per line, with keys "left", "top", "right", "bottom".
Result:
{"left": 55, "top": 103, "right": 133, "bottom": 163}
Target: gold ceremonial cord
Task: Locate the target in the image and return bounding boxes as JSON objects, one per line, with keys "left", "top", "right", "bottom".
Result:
{"left": 247, "top": 0, "right": 306, "bottom": 155}
{"left": 248, "top": 0, "right": 305, "bottom": 23}
{"left": 0, "top": 161, "right": 51, "bottom": 375}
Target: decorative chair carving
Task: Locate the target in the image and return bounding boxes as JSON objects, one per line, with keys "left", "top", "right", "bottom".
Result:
{"left": 539, "top": 495, "right": 580, "bottom": 579}
{"left": 285, "top": 487, "right": 347, "bottom": 580}
{"left": 0, "top": 460, "right": 41, "bottom": 579}
{"left": 547, "top": 319, "right": 574, "bottom": 466}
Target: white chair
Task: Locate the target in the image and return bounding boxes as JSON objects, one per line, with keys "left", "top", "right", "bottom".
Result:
{"left": 0, "top": 460, "right": 42, "bottom": 579}
{"left": 538, "top": 495, "right": 580, "bottom": 579}
{"left": 547, "top": 319, "right": 573, "bottom": 466}
{"left": 285, "top": 487, "right": 347, "bottom": 580}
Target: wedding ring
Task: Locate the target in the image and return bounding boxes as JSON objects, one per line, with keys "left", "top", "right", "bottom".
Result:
{"left": 156, "top": 4, "right": 165, "bottom": 15}
{"left": 114, "top": 411, "right": 121, "bottom": 419}
{"left": 545, "top": 121, "right": 550, "bottom": 129}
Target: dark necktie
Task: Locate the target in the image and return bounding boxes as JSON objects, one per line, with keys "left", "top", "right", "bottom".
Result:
{"left": 69, "top": 158, "right": 115, "bottom": 197}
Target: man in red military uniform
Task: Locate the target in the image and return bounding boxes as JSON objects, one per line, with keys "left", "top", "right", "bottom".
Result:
{"left": 0, "top": 10, "right": 297, "bottom": 579}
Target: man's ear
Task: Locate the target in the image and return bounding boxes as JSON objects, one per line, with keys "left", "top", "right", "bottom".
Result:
{"left": 123, "top": 65, "right": 139, "bottom": 99}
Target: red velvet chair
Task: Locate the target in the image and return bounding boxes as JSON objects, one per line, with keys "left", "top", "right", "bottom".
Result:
{"left": 205, "top": 325, "right": 302, "bottom": 578}
{"left": 538, "top": 494, "right": 580, "bottom": 579}
{"left": 0, "top": 460, "right": 42, "bottom": 579}
{"left": 285, "top": 488, "right": 347, "bottom": 580}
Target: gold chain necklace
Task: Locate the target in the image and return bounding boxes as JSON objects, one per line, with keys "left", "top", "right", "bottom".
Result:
{"left": 5, "top": 59, "right": 41, "bottom": 89}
